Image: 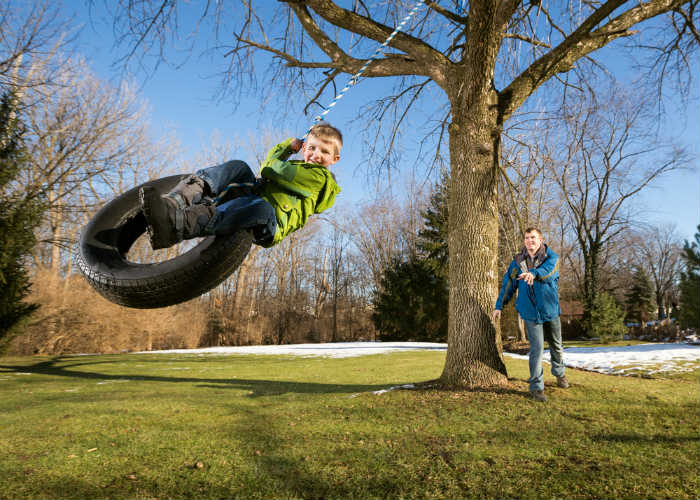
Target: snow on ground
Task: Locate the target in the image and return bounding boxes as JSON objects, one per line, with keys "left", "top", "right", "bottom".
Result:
{"left": 140, "top": 341, "right": 700, "bottom": 376}
{"left": 506, "top": 343, "right": 700, "bottom": 376}
{"left": 139, "top": 342, "right": 447, "bottom": 359}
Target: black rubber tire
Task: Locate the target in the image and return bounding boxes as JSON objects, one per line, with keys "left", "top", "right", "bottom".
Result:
{"left": 76, "top": 175, "right": 253, "bottom": 309}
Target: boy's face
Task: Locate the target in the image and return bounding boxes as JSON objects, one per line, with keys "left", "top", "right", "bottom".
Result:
{"left": 302, "top": 135, "right": 340, "bottom": 168}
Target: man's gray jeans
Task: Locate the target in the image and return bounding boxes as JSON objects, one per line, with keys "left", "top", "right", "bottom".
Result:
{"left": 525, "top": 317, "right": 565, "bottom": 392}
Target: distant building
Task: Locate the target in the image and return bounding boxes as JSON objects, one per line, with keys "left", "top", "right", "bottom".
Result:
{"left": 560, "top": 300, "right": 584, "bottom": 324}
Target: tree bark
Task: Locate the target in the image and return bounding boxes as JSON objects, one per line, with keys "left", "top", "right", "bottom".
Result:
{"left": 582, "top": 245, "right": 600, "bottom": 335}
{"left": 315, "top": 250, "right": 329, "bottom": 318}
{"left": 47, "top": 185, "right": 64, "bottom": 283}
{"left": 656, "top": 292, "right": 666, "bottom": 320}
{"left": 439, "top": 4, "right": 508, "bottom": 387}
{"left": 232, "top": 246, "right": 260, "bottom": 321}
{"left": 517, "top": 314, "right": 527, "bottom": 343}
{"left": 441, "top": 112, "right": 507, "bottom": 386}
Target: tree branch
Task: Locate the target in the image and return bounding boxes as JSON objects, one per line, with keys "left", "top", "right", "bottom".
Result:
{"left": 425, "top": 0, "right": 467, "bottom": 25}
{"left": 287, "top": 2, "right": 348, "bottom": 63}
{"left": 499, "top": 0, "right": 689, "bottom": 121}
{"left": 502, "top": 32, "right": 552, "bottom": 48}
{"left": 304, "top": 68, "right": 341, "bottom": 115}
{"left": 284, "top": 0, "right": 451, "bottom": 84}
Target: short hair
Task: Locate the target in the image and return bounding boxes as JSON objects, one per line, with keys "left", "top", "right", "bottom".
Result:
{"left": 524, "top": 227, "right": 543, "bottom": 238}
{"left": 308, "top": 122, "right": 343, "bottom": 154}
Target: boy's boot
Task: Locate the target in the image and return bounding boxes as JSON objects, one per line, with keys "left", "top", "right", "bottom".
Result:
{"left": 140, "top": 186, "right": 218, "bottom": 250}
{"left": 166, "top": 174, "right": 210, "bottom": 207}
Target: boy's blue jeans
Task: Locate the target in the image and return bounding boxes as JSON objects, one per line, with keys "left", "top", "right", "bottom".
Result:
{"left": 195, "top": 160, "right": 277, "bottom": 245}
{"left": 525, "top": 316, "right": 565, "bottom": 392}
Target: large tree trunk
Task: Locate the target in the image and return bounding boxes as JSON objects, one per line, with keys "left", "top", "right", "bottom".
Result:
{"left": 439, "top": 6, "right": 508, "bottom": 387}
{"left": 655, "top": 291, "right": 666, "bottom": 320}
{"left": 232, "top": 246, "right": 260, "bottom": 320}
{"left": 440, "top": 110, "right": 507, "bottom": 387}
{"left": 517, "top": 314, "right": 527, "bottom": 343}
{"left": 315, "top": 250, "right": 329, "bottom": 319}
{"left": 47, "top": 184, "right": 65, "bottom": 286}
{"left": 582, "top": 245, "right": 600, "bottom": 336}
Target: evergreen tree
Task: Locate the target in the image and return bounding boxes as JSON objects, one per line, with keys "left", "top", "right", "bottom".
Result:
{"left": 679, "top": 226, "right": 700, "bottom": 329}
{"left": 624, "top": 267, "right": 655, "bottom": 325}
{"left": 591, "top": 292, "right": 627, "bottom": 343}
{"left": 417, "top": 170, "right": 449, "bottom": 279}
{"left": 371, "top": 256, "right": 448, "bottom": 342}
{"left": 371, "top": 174, "right": 450, "bottom": 342}
{"left": 0, "top": 90, "right": 43, "bottom": 340}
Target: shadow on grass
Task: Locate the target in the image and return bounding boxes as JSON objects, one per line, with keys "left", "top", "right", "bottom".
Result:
{"left": 592, "top": 433, "right": 700, "bottom": 444}
{"left": 227, "top": 403, "right": 408, "bottom": 498}
{"left": 1, "top": 358, "right": 435, "bottom": 498}
{"left": 0, "top": 357, "right": 393, "bottom": 397}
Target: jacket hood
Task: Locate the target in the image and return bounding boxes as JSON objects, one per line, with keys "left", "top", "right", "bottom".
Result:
{"left": 314, "top": 167, "right": 340, "bottom": 214}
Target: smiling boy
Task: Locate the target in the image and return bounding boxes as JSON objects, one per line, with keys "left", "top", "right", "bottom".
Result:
{"left": 140, "top": 122, "right": 342, "bottom": 249}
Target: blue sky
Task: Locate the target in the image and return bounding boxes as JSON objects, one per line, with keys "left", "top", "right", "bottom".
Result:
{"left": 69, "top": 2, "right": 699, "bottom": 241}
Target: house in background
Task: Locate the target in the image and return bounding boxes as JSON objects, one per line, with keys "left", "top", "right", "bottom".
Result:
{"left": 560, "top": 300, "right": 584, "bottom": 324}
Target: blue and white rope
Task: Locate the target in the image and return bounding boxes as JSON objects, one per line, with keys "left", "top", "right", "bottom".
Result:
{"left": 304, "top": 0, "right": 429, "bottom": 137}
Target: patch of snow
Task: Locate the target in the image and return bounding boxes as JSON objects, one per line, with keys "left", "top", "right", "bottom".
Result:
{"left": 135, "top": 341, "right": 700, "bottom": 376}
{"left": 137, "top": 342, "right": 447, "bottom": 359}
{"left": 373, "top": 383, "right": 416, "bottom": 395}
{"left": 504, "top": 343, "right": 700, "bottom": 375}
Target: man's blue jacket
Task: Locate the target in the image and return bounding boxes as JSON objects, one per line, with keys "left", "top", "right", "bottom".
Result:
{"left": 495, "top": 245, "right": 561, "bottom": 324}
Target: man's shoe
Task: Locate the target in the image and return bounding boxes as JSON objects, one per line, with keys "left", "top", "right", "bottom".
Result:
{"left": 140, "top": 186, "right": 216, "bottom": 250}
{"left": 529, "top": 390, "right": 547, "bottom": 402}
{"left": 557, "top": 376, "right": 569, "bottom": 388}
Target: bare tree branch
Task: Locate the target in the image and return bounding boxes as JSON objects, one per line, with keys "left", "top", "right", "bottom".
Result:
{"left": 503, "top": 32, "right": 552, "bottom": 48}
{"left": 499, "top": 0, "right": 693, "bottom": 121}
{"left": 547, "top": 84, "right": 692, "bottom": 331}
{"left": 425, "top": 1, "right": 467, "bottom": 25}
{"left": 294, "top": 0, "right": 448, "bottom": 63}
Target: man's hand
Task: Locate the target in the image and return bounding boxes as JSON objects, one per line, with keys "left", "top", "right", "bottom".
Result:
{"left": 518, "top": 272, "right": 535, "bottom": 285}
{"left": 289, "top": 138, "right": 304, "bottom": 153}
{"left": 492, "top": 310, "right": 501, "bottom": 322}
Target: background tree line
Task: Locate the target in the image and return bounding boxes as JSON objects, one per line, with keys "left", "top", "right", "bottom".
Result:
{"left": 372, "top": 80, "right": 697, "bottom": 344}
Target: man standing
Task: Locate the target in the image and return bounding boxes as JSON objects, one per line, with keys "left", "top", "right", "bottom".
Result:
{"left": 492, "top": 228, "right": 568, "bottom": 402}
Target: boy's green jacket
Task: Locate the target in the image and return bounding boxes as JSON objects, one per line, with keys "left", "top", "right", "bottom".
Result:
{"left": 257, "top": 138, "right": 341, "bottom": 246}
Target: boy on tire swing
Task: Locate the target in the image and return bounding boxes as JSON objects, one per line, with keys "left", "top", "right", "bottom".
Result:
{"left": 140, "top": 122, "right": 342, "bottom": 249}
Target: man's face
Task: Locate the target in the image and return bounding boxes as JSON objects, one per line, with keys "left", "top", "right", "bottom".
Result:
{"left": 524, "top": 231, "right": 542, "bottom": 254}
{"left": 302, "top": 135, "right": 340, "bottom": 168}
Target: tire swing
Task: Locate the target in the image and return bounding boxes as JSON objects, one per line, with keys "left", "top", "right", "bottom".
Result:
{"left": 76, "top": 175, "right": 252, "bottom": 309}
{"left": 77, "top": 0, "right": 427, "bottom": 309}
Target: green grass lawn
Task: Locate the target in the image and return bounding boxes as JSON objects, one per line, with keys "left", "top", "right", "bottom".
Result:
{"left": 1, "top": 351, "right": 698, "bottom": 499}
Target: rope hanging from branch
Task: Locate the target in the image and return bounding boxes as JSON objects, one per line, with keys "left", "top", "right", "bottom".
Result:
{"left": 304, "top": 0, "right": 429, "bottom": 137}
